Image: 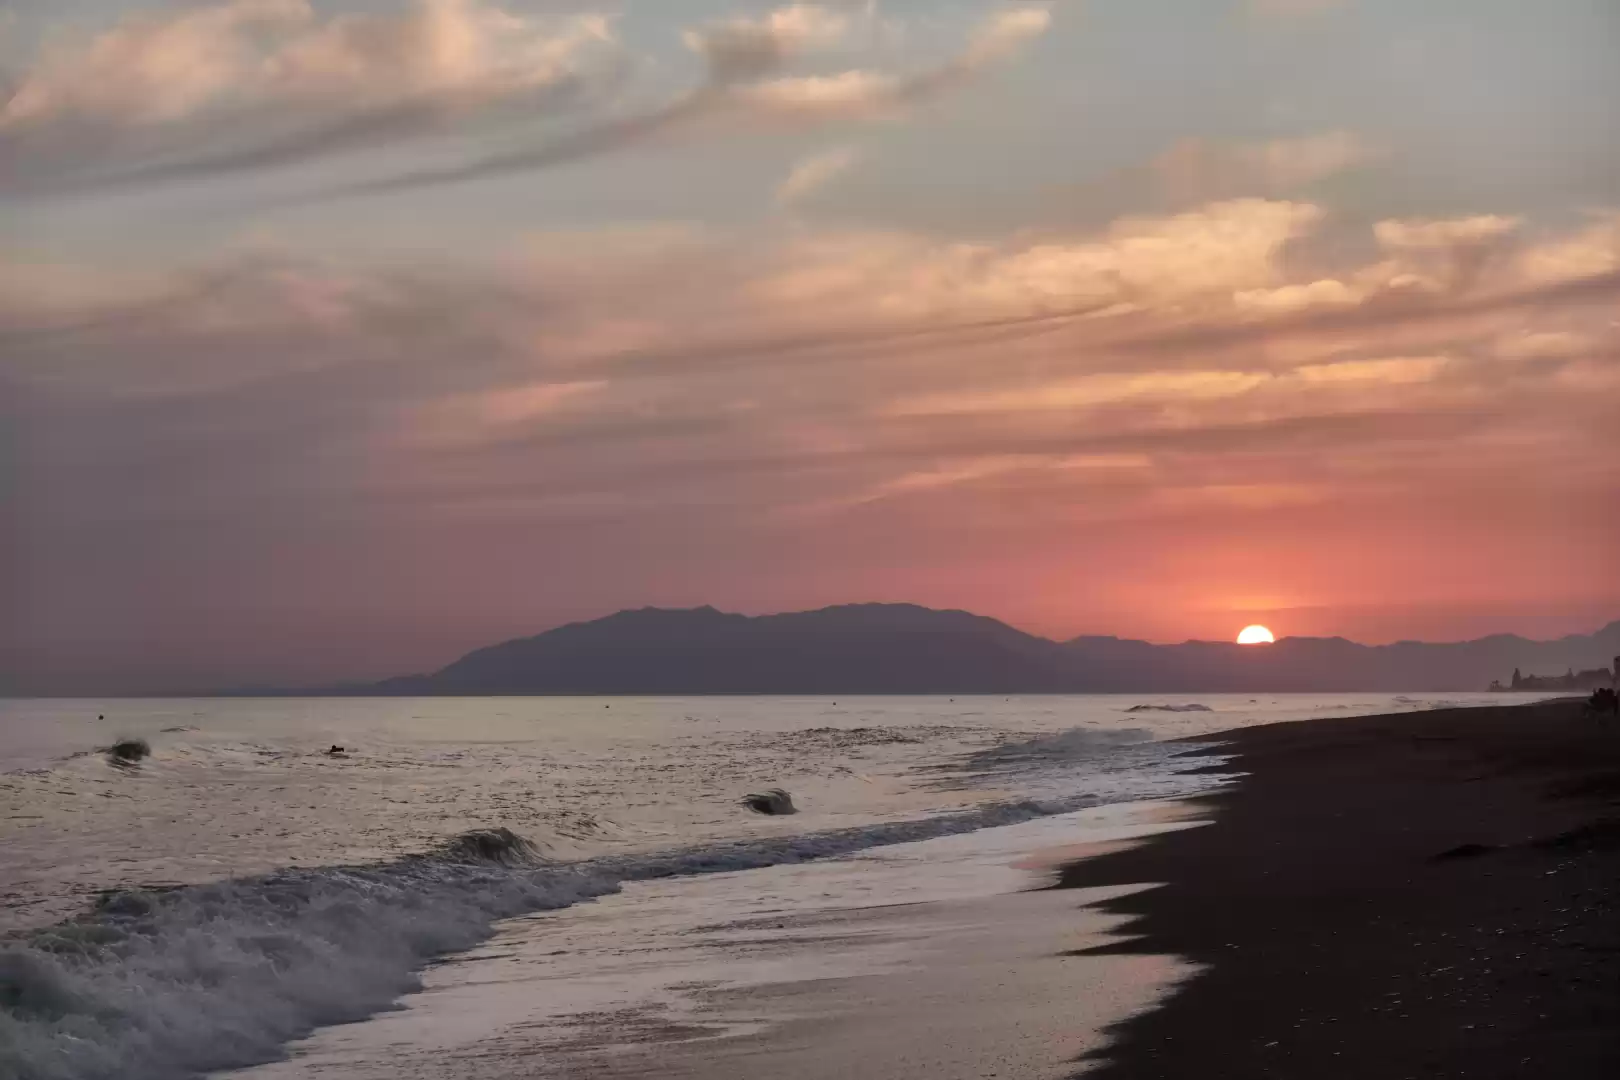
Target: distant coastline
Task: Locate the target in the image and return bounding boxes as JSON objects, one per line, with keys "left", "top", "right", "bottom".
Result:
{"left": 1489, "top": 665, "right": 1617, "bottom": 693}
{"left": 214, "top": 603, "right": 1620, "bottom": 699}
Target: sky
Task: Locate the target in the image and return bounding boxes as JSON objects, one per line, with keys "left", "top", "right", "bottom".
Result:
{"left": 2, "top": 0, "right": 1618, "bottom": 693}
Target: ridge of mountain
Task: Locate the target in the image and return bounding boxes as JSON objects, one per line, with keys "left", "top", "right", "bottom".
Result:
{"left": 349, "top": 605, "right": 1620, "bottom": 696}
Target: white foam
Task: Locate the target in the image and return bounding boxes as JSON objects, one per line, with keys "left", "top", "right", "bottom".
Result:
{"left": 0, "top": 761, "right": 1222, "bottom": 1080}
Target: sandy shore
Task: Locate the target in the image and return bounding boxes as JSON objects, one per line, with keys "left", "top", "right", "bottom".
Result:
{"left": 1059, "top": 697, "right": 1620, "bottom": 1078}
{"left": 224, "top": 801, "right": 1198, "bottom": 1080}
{"left": 217, "top": 697, "right": 1616, "bottom": 1080}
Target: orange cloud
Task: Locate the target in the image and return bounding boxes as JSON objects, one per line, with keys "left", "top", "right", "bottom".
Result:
{"left": 1515, "top": 212, "right": 1620, "bottom": 285}
{"left": 5, "top": 194, "right": 1616, "bottom": 688}
{"left": 738, "top": 71, "right": 904, "bottom": 116}
{"left": 1291, "top": 355, "right": 1450, "bottom": 385}
{"left": 751, "top": 199, "right": 1323, "bottom": 321}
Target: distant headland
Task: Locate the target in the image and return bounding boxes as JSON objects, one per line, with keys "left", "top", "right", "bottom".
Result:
{"left": 249, "top": 604, "right": 1620, "bottom": 698}
{"left": 1491, "top": 665, "right": 1618, "bottom": 693}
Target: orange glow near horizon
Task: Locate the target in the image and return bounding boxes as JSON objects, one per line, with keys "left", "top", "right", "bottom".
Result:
{"left": 1237, "top": 625, "right": 1276, "bottom": 644}
{"left": 4, "top": 2, "right": 1619, "bottom": 695}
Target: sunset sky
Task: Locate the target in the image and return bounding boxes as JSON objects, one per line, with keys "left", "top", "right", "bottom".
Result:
{"left": 3, "top": 0, "right": 1618, "bottom": 692}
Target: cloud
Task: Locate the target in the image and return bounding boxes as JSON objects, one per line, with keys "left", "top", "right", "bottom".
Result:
{"left": 1186, "top": 212, "right": 1546, "bottom": 325}
{"left": 1, "top": 2, "right": 1052, "bottom": 199}
{"left": 1369, "top": 213, "right": 1524, "bottom": 293}
{"left": 886, "top": 370, "right": 1275, "bottom": 417}
{"left": 9, "top": 200, "right": 1610, "bottom": 449}
{"left": 6, "top": 198, "right": 1616, "bottom": 690}
{"left": 740, "top": 72, "right": 903, "bottom": 116}
{"left": 1493, "top": 330, "right": 1594, "bottom": 361}
{"left": 0, "top": 0, "right": 618, "bottom": 194}
{"left": 1118, "top": 267, "right": 1620, "bottom": 363}
{"left": 735, "top": 6, "right": 1052, "bottom": 121}
{"left": 1251, "top": 130, "right": 1377, "bottom": 187}
{"left": 777, "top": 145, "right": 860, "bottom": 205}
{"left": 315, "top": 4, "right": 1053, "bottom": 200}
{"left": 732, "top": 3, "right": 856, "bottom": 50}
{"left": 681, "top": 3, "right": 855, "bottom": 83}
{"left": 1154, "top": 130, "right": 1379, "bottom": 201}
{"left": 1234, "top": 279, "right": 1360, "bottom": 315}
{"left": 1291, "top": 355, "right": 1449, "bottom": 385}
{"left": 4, "top": 0, "right": 307, "bottom": 128}
{"left": 1514, "top": 212, "right": 1620, "bottom": 285}
{"left": 420, "top": 379, "right": 610, "bottom": 446}
{"left": 1373, "top": 214, "right": 1522, "bottom": 250}
{"left": 964, "top": 7, "right": 1054, "bottom": 65}
{"left": 754, "top": 198, "right": 1324, "bottom": 318}
{"left": 838, "top": 451, "right": 1151, "bottom": 507}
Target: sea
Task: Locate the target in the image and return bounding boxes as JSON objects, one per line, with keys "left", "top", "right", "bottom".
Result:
{"left": 0, "top": 692, "right": 1541, "bottom": 1080}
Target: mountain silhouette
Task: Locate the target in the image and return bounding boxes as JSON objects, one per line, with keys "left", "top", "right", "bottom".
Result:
{"left": 351, "top": 604, "right": 1620, "bottom": 695}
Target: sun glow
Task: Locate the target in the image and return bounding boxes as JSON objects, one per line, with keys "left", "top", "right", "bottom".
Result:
{"left": 1237, "top": 624, "right": 1275, "bottom": 644}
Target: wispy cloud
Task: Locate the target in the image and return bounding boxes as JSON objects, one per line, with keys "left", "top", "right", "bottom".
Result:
{"left": 0, "top": 0, "right": 619, "bottom": 194}
{"left": 8, "top": 200, "right": 1614, "bottom": 512}
{"left": 7, "top": 193, "right": 1616, "bottom": 688}
{"left": 777, "top": 145, "right": 860, "bottom": 205}
{"left": 1153, "top": 130, "right": 1380, "bottom": 201}
{"left": 317, "top": 4, "right": 1053, "bottom": 200}
{"left": 0, "top": 2, "right": 1053, "bottom": 199}
{"left": 7, "top": 0, "right": 1618, "bottom": 691}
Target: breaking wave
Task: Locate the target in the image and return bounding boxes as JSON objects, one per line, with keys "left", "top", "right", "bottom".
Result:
{"left": 438, "top": 826, "right": 548, "bottom": 866}
{"left": 0, "top": 769, "right": 1217, "bottom": 1080}
{"left": 959, "top": 725, "right": 1156, "bottom": 769}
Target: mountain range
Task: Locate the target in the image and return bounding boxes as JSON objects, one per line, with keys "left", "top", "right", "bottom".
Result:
{"left": 339, "top": 604, "right": 1620, "bottom": 696}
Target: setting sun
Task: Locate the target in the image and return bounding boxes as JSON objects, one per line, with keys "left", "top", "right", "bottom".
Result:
{"left": 1237, "top": 625, "right": 1276, "bottom": 645}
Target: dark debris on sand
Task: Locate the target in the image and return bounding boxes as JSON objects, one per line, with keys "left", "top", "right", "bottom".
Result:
{"left": 1057, "top": 698, "right": 1620, "bottom": 1080}
{"left": 740, "top": 788, "right": 797, "bottom": 815}
{"left": 104, "top": 738, "right": 150, "bottom": 765}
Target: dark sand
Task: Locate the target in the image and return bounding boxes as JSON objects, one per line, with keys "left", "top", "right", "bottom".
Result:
{"left": 1059, "top": 697, "right": 1620, "bottom": 1078}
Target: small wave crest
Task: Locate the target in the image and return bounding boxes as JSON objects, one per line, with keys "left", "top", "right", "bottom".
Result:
{"left": 0, "top": 828, "right": 614, "bottom": 1080}
{"left": 1388, "top": 695, "right": 1470, "bottom": 711}
{"left": 438, "top": 827, "right": 548, "bottom": 866}
{"left": 957, "top": 726, "right": 1156, "bottom": 771}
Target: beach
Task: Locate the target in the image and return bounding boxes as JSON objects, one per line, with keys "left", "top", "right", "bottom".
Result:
{"left": 226, "top": 801, "right": 1199, "bottom": 1080}
{"left": 539, "top": 696, "right": 1620, "bottom": 1080}
{"left": 543, "top": 696, "right": 1620, "bottom": 1080}
{"left": 1062, "top": 697, "right": 1620, "bottom": 1078}
{"left": 0, "top": 692, "right": 1297, "bottom": 1079}
{"left": 3, "top": 693, "right": 1613, "bottom": 1079}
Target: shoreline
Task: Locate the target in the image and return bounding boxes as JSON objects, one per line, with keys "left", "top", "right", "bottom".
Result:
{"left": 1058, "top": 697, "right": 1620, "bottom": 1078}
{"left": 226, "top": 801, "right": 1197, "bottom": 1080}
{"left": 6, "top": 694, "right": 1607, "bottom": 1079}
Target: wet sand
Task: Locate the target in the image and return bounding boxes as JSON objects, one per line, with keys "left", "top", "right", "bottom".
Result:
{"left": 224, "top": 801, "right": 1200, "bottom": 1080}
{"left": 217, "top": 697, "right": 1615, "bottom": 1080}
{"left": 1059, "top": 697, "right": 1620, "bottom": 1078}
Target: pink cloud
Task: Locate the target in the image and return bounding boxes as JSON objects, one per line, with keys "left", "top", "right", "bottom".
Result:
{"left": 1, "top": 0, "right": 619, "bottom": 193}
{"left": 4, "top": 196, "right": 1616, "bottom": 689}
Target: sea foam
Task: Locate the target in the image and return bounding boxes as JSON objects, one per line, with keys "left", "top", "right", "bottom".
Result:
{"left": 0, "top": 716, "right": 1239, "bottom": 1080}
{"left": 0, "top": 790, "right": 1164, "bottom": 1080}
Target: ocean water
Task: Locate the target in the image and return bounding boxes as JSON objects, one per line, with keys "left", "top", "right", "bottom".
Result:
{"left": 0, "top": 693, "right": 1537, "bottom": 1079}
